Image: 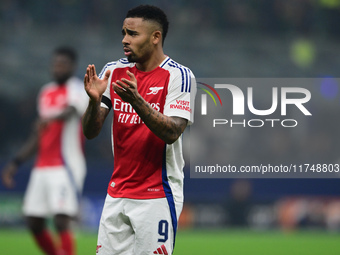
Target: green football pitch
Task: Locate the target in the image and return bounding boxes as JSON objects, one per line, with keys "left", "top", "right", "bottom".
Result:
{"left": 0, "top": 228, "right": 339, "bottom": 254}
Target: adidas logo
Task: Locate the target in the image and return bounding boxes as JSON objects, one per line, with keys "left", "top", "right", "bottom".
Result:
{"left": 153, "top": 244, "right": 168, "bottom": 254}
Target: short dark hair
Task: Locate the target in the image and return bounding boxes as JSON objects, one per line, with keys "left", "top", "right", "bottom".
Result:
{"left": 53, "top": 46, "right": 78, "bottom": 63}
{"left": 126, "top": 5, "right": 169, "bottom": 45}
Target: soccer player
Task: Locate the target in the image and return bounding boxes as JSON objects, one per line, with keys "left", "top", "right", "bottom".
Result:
{"left": 82, "top": 5, "right": 196, "bottom": 255}
{"left": 1, "top": 46, "right": 88, "bottom": 255}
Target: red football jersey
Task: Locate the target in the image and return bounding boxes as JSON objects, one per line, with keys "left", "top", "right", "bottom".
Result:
{"left": 35, "top": 77, "right": 88, "bottom": 176}
{"left": 100, "top": 57, "right": 196, "bottom": 202}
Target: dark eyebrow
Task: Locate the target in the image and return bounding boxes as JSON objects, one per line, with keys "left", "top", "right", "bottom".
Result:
{"left": 122, "top": 28, "right": 137, "bottom": 36}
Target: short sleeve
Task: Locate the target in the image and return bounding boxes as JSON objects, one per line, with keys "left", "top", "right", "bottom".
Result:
{"left": 163, "top": 68, "right": 196, "bottom": 125}
{"left": 67, "top": 77, "right": 89, "bottom": 116}
{"left": 99, "top": 62, "right": 116, "bottom": 110}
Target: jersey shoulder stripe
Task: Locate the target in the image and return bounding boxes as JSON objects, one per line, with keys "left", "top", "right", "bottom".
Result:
{"left": 160, "top": 57, "right": 171, "bottom": 68}
{"left": 98, "top": 62, "right": 117, "bottom": 79}
{"left": 119, "top": 58, "right": 130, "bottom": 64}
{"left": 165, "top": 60, "right": 192, "bottom": 93}
{"left": 98, "top": 59, "right": 135, "bottom": 79}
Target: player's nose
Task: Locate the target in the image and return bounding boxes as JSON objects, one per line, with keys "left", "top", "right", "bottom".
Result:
{"left": 122, "top": 35, "right": 129, "bottom": 45}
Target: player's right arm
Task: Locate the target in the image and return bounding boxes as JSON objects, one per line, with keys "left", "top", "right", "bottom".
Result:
{"left": 1, "top": 121, "right": 39, "bottom": 188}
{"left": 82, "top": 64, "right": 111, "bottom": 139}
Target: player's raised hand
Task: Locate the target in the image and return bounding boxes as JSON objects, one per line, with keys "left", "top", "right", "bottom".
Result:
{"left": 84, "top": 65, "right": 111, "bottom": 102}
{"left": 112, "top": 70, "right": 139, "bottom": 103}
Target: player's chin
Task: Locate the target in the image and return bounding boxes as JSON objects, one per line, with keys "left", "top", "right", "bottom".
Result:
{"left": 127, "top": 54, "right": 138, "bottom": 63}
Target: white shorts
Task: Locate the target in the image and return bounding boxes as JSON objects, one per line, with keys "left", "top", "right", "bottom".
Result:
{"left": 96, "top": 195, "right": 183, "bottom": 255}
{"left": 23, "top": 166, "right": 81, "bottom": 217}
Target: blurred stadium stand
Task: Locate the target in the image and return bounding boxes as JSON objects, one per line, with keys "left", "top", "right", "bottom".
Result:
{"left": 1, "top": 0, "right": 340, "bottom": 231}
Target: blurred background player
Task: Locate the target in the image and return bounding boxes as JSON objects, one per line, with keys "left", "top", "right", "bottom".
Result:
{"left": 1, "top": 46, "right": 88, "bottom": 255}
{"left": 82, "top": 5, "right": 196, "bottom": 255}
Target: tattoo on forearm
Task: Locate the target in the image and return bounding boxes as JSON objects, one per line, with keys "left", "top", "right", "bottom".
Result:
{"left": 133, "top": 98, "right": 187, "bottom": 144}
{"left": 82, "top": 101, "right": 108, "bottom": 139}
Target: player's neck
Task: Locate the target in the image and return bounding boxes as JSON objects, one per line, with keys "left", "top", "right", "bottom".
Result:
{"left": 136, "top": 50, "right": 166, "bottom": 72}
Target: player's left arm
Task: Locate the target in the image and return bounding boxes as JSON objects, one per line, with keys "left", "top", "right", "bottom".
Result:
{"left": 113, "top": 70, "right": 188, "bottom": 144}
{"left": 1, "top": 121, "right": 39, "bottom": 188}
{"left": 39, "top": 106, "right": 77, "bottom": 128}
{"left": 51, "top": 106, "right": 77, "bottom": 120}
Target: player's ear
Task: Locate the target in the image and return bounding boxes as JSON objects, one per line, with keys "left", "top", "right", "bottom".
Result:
{"left": 152, "top": 31, "right": 162, "bottom": 45}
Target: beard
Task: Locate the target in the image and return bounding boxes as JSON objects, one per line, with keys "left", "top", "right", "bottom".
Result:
{"left": 127, "top": 52, "right": 138, "bottom": 63}
{"left": 126, "top": 43, "right": 152, "bottom": 63}
{"left": 127, "top": 55, "right": 134, "bottom": 62}
{"left": 126, "top": 50, "right": 151, "bottom": 64}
